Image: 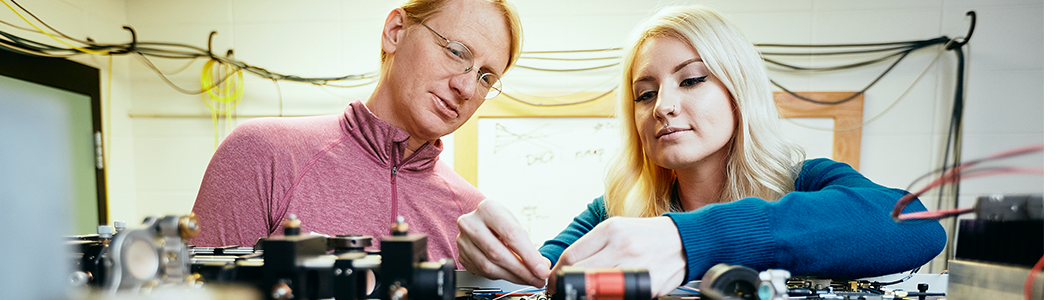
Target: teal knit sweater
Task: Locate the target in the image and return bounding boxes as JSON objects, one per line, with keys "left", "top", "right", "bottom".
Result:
{"left": 539, "top": 158, "right": 946, "bottom": 282}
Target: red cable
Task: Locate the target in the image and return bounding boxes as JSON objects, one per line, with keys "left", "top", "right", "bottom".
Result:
{"left": 892, "top": 167, "right": 1043, "bottom": 221}
{"left": 890, "top": 143, "right": 1044, "bottom": 222}
{"left": 1025, "top": 256, "right": 1044, "bottom": 300}
{"left": 897, "top": 207, "right": 975, "bottom": 221}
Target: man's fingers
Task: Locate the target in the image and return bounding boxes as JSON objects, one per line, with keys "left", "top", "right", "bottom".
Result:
{"left": 457, "top": 208, "right": 545, "bottom": 286}
{"left": 458, "top": 235, "right": 520, "bottom": 282}
{"left": 478, "top": 201, "right": 551, "bottom": 278}
{"left": 458, "top": 234, "right": 542, "bottom": 286}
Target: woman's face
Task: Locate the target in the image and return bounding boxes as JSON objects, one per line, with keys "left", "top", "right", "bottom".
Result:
{"left": 630, "top": 36, "right": 736, "bottom": 171}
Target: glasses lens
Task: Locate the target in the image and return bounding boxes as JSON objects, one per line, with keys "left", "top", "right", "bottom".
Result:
{"left": 483, "top": 76, "right": 501, "bottom": 99}
{"left": 444, "top": 41, "right": 474, "bottom": 73}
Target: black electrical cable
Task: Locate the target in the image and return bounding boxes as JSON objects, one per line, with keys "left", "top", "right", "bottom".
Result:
{"left": 759, "top": 37, "right": 948, "bottom": 55}
{"left": 764, "top": 49, "right": 908, "bottom": 71}
{"left": 9, "top": 0, "right": 81, "bottom": 42}
{"left": 934, "top": 11, "right": 975, "bottom": 270}
{"left": 757, "top": 39, "right": 931, "bottom": 48}
{"left": 937, "top": 45, "right": 965, "bottom": 267}
{"left": 768, "top": 49, "right": 913, "bottom": 105}
{"left": 877, "top": 267, "right": 920, "bottom": 286}
{"left": 760, "top": 44, "right": 917, "bottom": 56}
{"left": 0, "top": 24, "right": 379, "bottom": 87}
{"left": 762, "top": 37, "right": 948, "bottom": 105}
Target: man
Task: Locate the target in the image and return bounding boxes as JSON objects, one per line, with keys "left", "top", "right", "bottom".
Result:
{"left": 190, "top": 0, "right": 522, "bottom": 266}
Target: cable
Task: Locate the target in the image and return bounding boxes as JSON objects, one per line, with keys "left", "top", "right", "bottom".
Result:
{"left": 137, "top": 53, "right": 222, "bottom": 95}
{"left": 519, "top": 55, "right": 621, "bottom": 61}
{"left": 1, "top": 0, "right": 108, "bottom": 55}
{"left": 936, "top": 12, "right": 976, "bottom": 268}
{"left": 890, "top": 144, "right": 1044, "bottom": 221}
{"left": 762, "top": 37, "right": 948, "bottom": 105}
{"left": 780, "top": 46, "right": 944, "bottom": 132}
{"left": 502, "top": 71, "right": 620, "bottom": 99}
{"left": 768, "top": 49, "right": 912, "bottom": 105}
{"left": 877, "top": 267, "right": 920, "bottom": 286}
{"left": 514, "top": 62, "right": 619, "bottom": 72}
{"left": 104, "top": 55, "right": 113, "bottom": 222}
{"left": 521, "top": 48, "right": 621, "bottom": 54}
{"left": 274, "top": 79, "right": 283, "bottom": 117}
{"left": 8, "top": 0, "right": 79, "bottom": 41}
{"left": 200, "top": 58, "right": 245, "bottom": 148}
{"left": 1024, "top": 256, "right": 1043, "bottom": 300}
{"left": 500, "top": 88, "right": 615, "bottom": 107}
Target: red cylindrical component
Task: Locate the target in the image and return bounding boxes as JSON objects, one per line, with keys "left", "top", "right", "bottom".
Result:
{"left": 585, "top": 268, "right": 625, "bottom": 300}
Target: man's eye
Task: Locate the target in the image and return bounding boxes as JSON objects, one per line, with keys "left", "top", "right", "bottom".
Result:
{"left": 680, "top": 75, "right": 708, "bottom": 87}
{"left": 480, "top": 74, "right": 498, "bottom": 87}
{"left": 447, "top": 47, "right": 463, "bottom": 57}
{"left": 634, "top": 91, "right": 657, "bottom": 102}
{"left": 447, "top": 46, "right": 470, "bottom": 60}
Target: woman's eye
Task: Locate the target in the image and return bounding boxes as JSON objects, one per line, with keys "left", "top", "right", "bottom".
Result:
{"left": 634, "top": 91, "right": 657, "bottom": 102}
{"left": 680, "top": 75, "right": 708, "bottom": 87}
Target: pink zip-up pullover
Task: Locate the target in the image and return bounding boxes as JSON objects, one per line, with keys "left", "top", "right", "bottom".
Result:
{"left": 190, "top": 101, "right": 484, "bottom": 265}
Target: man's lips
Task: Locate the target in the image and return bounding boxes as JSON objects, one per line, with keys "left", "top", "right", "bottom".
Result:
{"left": 433, "top": 93, "right": 459, "bottom": 117}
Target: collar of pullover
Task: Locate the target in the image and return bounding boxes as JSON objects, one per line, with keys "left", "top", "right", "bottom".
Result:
{"left": 342, "top": 101, "right": 441, "bottom": 172}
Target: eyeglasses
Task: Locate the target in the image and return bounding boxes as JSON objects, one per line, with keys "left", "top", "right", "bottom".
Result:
{"left": 419, "top": 22, "right": 502, "bottom": 99}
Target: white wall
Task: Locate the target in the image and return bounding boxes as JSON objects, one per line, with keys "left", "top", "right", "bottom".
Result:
{"left": 3, "top": 0, "right": 1044, "bottom": 274}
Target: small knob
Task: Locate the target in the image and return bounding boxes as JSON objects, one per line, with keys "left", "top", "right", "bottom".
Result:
{"left": 389, "top": 283, "right": 408, "bottom": 300}
{"left": 391, "top": 216, "right": 408, "bottom": 236}
{"left": 179, "top": 214, "right": 201, "bottom": 240}
{"left": 97, "top": 225, "right": 114, "bottom": 239}
{"left": 284, "top": 214, "right": 301, "bottom": 236}
{"left": 917, "top": 282, "right": 929, "bottom": 300}
{"left": 113, "top": 221, "right": 126, "bottom": 232}
{"left": 272, "top": 282, "right": 294, "bottom": 300}
{"left": 69, "top": 271, "right": 90, "bottom": 286}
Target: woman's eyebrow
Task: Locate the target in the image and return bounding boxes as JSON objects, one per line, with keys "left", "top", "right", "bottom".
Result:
{"left": 673, "top": 58, "right": 703, "bottom": 73}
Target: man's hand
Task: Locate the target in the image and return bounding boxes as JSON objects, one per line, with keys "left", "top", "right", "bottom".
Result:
{"left": 546, "top": 216, "right": 687, "bottom": 298}
{"left": 457, "top": 200, "right": 551, "bottom": 287}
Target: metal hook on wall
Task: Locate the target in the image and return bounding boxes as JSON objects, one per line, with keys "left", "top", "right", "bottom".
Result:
{"left": 946, "top": 11, "right": 976, "bottom": 50}
{"left": 116, "top": 26, "right": 137, "bottom": 54}
{"left": 207, "top": 30, "right": 218, "bottom": 58}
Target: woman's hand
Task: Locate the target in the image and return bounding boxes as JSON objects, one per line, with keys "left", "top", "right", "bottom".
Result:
{"left": 457, "top": 199, "right": 551, "bottom": 287}
{"left": 547, "top": 216, "right": 687, "bottom": 298}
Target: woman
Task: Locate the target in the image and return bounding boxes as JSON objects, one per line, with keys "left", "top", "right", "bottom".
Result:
{"left": 457, "top": 6, "right": 945, "bottom": 297}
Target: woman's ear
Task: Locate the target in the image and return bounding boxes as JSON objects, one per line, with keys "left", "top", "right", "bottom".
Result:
{"left": 381, "top": 8, "right": 409, "bottom": 55}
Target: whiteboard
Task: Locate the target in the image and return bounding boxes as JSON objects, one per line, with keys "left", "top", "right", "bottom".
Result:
{"left": 476, "top": 117, "right": 621, "bottom": 247}
{"left": 473, "top": 116, "right": 835, "bottom": 247}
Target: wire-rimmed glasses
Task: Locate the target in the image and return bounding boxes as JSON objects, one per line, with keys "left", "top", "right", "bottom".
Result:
{"left": 419, "top": 22, "right": 503, "bottom": 99}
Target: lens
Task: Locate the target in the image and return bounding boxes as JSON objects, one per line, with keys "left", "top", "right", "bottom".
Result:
{"left": 124, "top": 239, "right": 160, "bottom": 280}
{"left": 485, "top": 81, "right": 502, "bottom": 99}
{"left": 480, "top": 73, "right": 502, "bottom": 99}
{"left": 445, "top": 41, "right": 473, "bottom": 73}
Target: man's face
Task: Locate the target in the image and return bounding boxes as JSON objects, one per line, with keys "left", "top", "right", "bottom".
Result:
{"left": 385, "top": 0, "right": 511, "bottom": 145}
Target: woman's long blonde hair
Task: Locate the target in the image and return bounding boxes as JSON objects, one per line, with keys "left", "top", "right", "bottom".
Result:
{"left": 605, "top": 6, "right": 804, "bottom": 218}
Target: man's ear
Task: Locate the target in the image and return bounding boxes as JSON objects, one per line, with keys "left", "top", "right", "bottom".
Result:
{"left": 381, "top": 8, "right": 409, "bottom": 55}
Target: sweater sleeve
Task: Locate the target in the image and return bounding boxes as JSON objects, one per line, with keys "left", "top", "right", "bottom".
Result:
{"left": 539, "top": 196, "right": 609, "bottom": 266}
{"left": 665, "top": 158, "right": 946, "bottom": 282}
{"left": 189, "top": 120, "right": 284, "bottom": 247}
